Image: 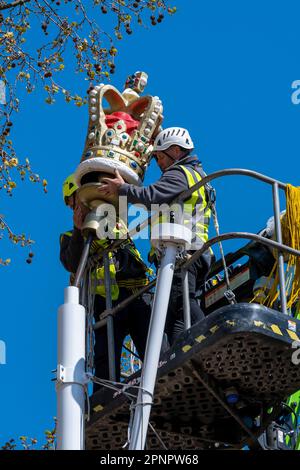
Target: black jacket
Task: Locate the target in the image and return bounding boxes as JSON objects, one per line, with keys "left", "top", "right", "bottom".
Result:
{"left": 59, "top": 228, "right": 148, "bottom": 281}
{"left": 60, "top": 227, "right": 84, "bottom": 274}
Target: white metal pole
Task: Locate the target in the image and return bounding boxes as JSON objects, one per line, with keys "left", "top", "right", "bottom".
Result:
{"left": 129, "top": 243, "right": 177, "bottom": 450}
{"left": 56, "top": 286, "right": 86, "bottom": 450}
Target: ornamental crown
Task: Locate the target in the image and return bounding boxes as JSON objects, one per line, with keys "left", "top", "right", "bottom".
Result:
{"left": 74, "top": 72, "right": 163, "bottom": 208}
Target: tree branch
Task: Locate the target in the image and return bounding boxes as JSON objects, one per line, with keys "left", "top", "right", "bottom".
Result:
{"left": 0, "top": 0, "right": 30, "bottom": 11}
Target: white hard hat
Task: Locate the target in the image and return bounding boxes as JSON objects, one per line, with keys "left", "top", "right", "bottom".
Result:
{"left": 153, "top": 127, "right": 194, "bottom": 152}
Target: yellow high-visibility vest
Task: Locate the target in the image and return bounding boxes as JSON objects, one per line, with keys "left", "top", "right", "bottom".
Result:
{"left": 91, "top": 252, "right": 119, "bottom": 300}
{"left": 62, "top": 222, "right": 152, "bottom": 300}
{"left": 178, "top": 165, "right": 211, "bottom": 248}
{"left": 149, "top": 164, "right": 212, "bottom": 260}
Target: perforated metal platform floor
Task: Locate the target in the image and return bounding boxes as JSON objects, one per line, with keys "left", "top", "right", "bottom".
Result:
{"left": 86, "top": 303, "right": 300, "bottom": 450}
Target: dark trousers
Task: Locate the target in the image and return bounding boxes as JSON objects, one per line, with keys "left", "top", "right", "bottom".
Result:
{"left": 165, "top": 255, "right": 210, "bottom": 346}
{"left": 93, "top": 288, "right": 151, "bottom": 392}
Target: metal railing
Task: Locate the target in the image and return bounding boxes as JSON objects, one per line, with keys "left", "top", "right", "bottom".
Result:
{"left": 73, "top": 168, "right": 300, "bottom": 382}
{"left": 176, "top": 168, "right": 290, "bottom": 315}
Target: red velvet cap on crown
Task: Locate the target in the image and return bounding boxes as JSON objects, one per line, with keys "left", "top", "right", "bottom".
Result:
{"left": 105, "top": 112, "right": 139, "bottom": 135}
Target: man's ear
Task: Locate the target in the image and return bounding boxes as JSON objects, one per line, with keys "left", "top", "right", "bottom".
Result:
{"left": 173, "top": 145, "right": 182, "bottom": 158}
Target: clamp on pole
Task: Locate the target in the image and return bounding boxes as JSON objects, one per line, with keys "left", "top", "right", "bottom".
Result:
{"left": 56, "top": 364, "right": 91, "bottom": 386}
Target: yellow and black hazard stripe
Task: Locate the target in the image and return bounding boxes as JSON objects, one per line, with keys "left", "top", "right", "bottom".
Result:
{"left": 179, "top": 316, "right": 300, "bottom": 355}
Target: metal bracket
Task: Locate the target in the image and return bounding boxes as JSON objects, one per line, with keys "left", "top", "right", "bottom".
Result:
{"left": 56, "top": 364, "right": 91, "bottom": 385}
{"left": 57, "top": 364, "right": 74, "bottom": 384}
{"left": 224, "top": 289, "right": 236, "bottom": 304}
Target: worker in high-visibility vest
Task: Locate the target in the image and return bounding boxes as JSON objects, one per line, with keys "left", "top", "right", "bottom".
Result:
{"left": 60, "top": 174, "right": 151, "bottom": 391}
{"left": 245, "top": 212, "right": 287, "bottom": 304}
{"left": 98, "top": 127, "right": 214, "bottom": 346}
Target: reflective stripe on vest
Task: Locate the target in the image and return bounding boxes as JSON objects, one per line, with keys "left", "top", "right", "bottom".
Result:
{"left": 179, "top": 165, "right": 211, "bottom": 247}
{"left": 117, "top": 278, "right": 149, "bottom": 288}
{"left": 91, "top": 252, "right": 119, "bottom": 300}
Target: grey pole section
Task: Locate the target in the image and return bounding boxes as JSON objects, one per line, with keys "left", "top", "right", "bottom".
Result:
{"left": 79, "top": 268, "right": 88, "bottom": 307}
{"left": 128, "top": 243, "right": 178, "bottom": 450}
{"left": 74, "top": 233, "right": 94, "bottom": 288}
{"left": 103, "top": 251, "right": 116, "bottom": 382}
{"left": 272, "top": 182, "right": 288, "bottom": 315}
{"left": 182, "top": 269, "right": 191, "bottom": 330}
{"left": 94, "top": 279, "right": 156, "bottom": 329}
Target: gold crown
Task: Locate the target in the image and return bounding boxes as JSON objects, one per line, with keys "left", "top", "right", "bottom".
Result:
{"left": 75, "top": 72, "right": 163, "bottom": 197}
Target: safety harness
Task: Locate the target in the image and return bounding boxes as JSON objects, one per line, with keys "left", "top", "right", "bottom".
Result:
{"left": 62, "top": 223, "right": 152, "bottom": 301}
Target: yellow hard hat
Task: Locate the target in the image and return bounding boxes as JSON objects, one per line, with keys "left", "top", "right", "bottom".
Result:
{"left": 62, "top": 174, "right": 78, "bottom": 203}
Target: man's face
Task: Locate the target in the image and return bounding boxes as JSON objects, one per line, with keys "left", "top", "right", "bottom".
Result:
{"left": 65, "top": 194, "right": 76, "bottom": 210}
{"left": 153, "top": 146, "right": 180, "bottom": 171}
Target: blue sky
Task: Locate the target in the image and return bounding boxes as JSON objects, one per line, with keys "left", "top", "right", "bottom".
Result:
{"left": 1, "top": 0, "right": 300, "bottom": 447}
